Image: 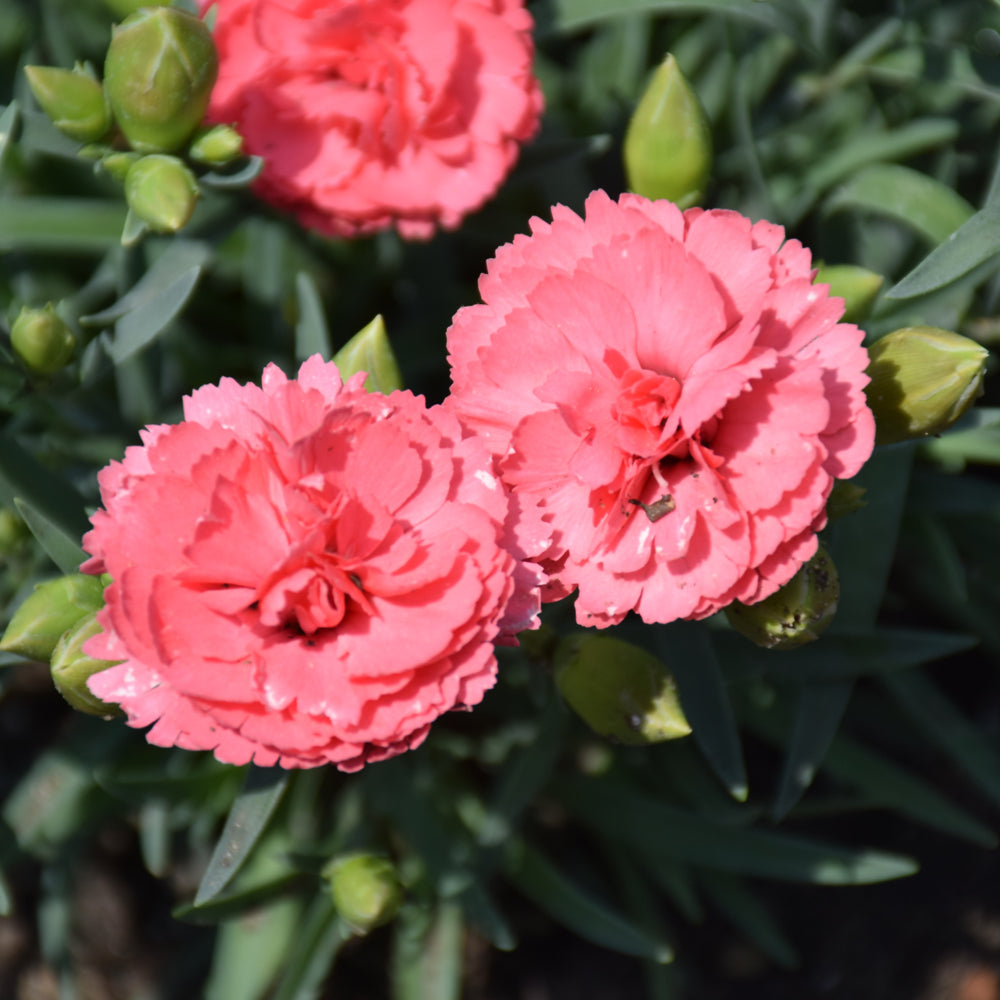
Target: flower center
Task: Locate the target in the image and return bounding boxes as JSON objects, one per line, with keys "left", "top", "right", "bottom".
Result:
{"left": 611, "top": 368, "right": 682, "bottom": 459}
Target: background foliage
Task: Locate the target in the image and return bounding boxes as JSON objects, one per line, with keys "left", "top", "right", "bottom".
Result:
{"left": 3, "top": 0, "right": 1000, "bottom": 997}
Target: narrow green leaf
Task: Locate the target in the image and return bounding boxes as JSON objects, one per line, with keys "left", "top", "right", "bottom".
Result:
{"left": 194, "top": 766, "right": 290, "bottom": 906}
{"left": 697, "top": 869, "right": 798, "bottom": 969}
{"left": 887, "top": 198, "right": 1000, "bottom": 299}
{"left": 504, "top": 840, "right": 673, "bottom": 961}
{"left": 714, "top": 627, "right": 977, "bottom": 682}
{"left": 559, "top": 775, "right": 918, "bottom": 884}
{"left": 108, "top": 266, "right": 202, "bottom": 364}
{"left": 82, "top": 241, "right": 211, "bottom": 327}
{"left": 826, "top": 445, "right": 913, "bottom": 629}
{"left": 825, "top": 165, "right": 974, "bottom": 244}
{"left": 742, "top": 696, "right": 997, "bottom": 847}
{"left": 0, "top": 432, "right": 91, "bottom": 543}
{"left": 0, "top": 199, "right": 127, "bottom": 252}
{"left": 881, "top": 670, "right": 1000, "bottom": 810}
{"left": 0, "top": 869, "right": 11, "bottom": 917}
{"left": 803, "top": 119, "right": 959, "bottom": 201}
{"left": 551, "top": 0, "right": 807, "bottom": 45}
{"left": 772, "top": 681, "right": 854, "bottom": 819}
{"left": 294, "top": 272, "right": 332, "bottom": 363}
{"left": 655, "top": 621, "right": 747, "bottom": 800}
{"left": 205, "top": 896, "right": 305, "bottom": 1000}
{"left": 271, "top": 895, "right": 348, "bottom": 1000}
{"left": 138, "top": 799, "right": 171, "bottom": 878}
{"left": 13, "top": 498, "right": 88, "bottom": 574}
{"left": 199, "top": 156, "right": 265, "bottom": 190}
{"left": 391, "top": 901, "right": 465, "bottom": 1000}
{"left": 0, "top": 101, "right": 20, "bottom": 173}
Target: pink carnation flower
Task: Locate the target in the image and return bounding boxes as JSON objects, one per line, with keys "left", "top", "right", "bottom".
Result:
{"left": 82, "top": 357, "right": 541, "bottom": 770}
{"left": 201, "top": 0, "right": 543, "bottom": 239}
{"left": 446, "top": 191, "right": 875, "bottom": 628}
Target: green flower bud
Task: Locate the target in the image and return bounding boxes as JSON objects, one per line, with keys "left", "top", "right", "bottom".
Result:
{"left": 0, "top": 574, "right": 106, "bottom": 662}
{"left": 725, "top": 546, "right": 839, "bottom": 650}
{"left": 24, "top": 65, "right": 111, "bottom": 143}
{"left": 332, "top": 315, "right": 404, "bottom": 394}
{"left": 554, "top": 635, "right": 691, "bottom": 745}
{"left": 825, "top": 479, "right": 867, "bottom": 522}
{"left": 0, "top": 508, "right": 30, "bottom": 553}
{"left": 125, "top": 154, "right": 200, "bottom": 233}
{"left": 49, "top": 614, "right": 122, "bottom": 717}
{"left": 815, "top": 264, "right": 884, "bottom": 324}
{"left": 10, "top": 304, "right": 77, "bottom": 374}
{"left": 101, "top": 150, "right": 142, "bottom": 184}
{"left": 624, "top": 54, "right": 712, "bottom": 209}
{"left": 866, "top": 326, "right": 989, "bottom": 446}
{"left": 188, "top": 124, "right": 243, "bottom": 167}
{"left": 104, "top": 7, "right": 218, "bottom": 154}
{"left": 323, "top": 853, "right": 403, "bottom": 934}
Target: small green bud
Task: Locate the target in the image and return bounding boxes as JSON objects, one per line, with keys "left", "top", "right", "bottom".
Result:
{"left": 624, "top": 54, "right": 712, "bottom": 209}
{"left": 554, "top": 635, "right": 691, "bottom": 745}
{"left": 24, "top": 65, "right": 111, "bottom": 143}
{"left": 188, "top": 124, "right": 243, "bottom": 166}
{"left": 101, "top": 150, "right": 142, "bottom": 184}
{"left": 825, "top": 480, "right": 867, "bottom": 522}
{"left": 725, "top": 546, "right": 839, "bottom": 650}
{"left": 10, "top": 304, "right": 77, "bottom": 374}
{"left": 332, "top": 315, "right": 404, "bottom": 394}
{"left": 866, "top": 326, "right": 989, "bottom": 445}
{"left": 104, "top": 7, "right": 218, "bottom": 154}
{"left": 323, "top": 853, "right": 403, "bottom": 934}
{"left": 0, "top": 574, "right": 106, "bottom": 662}
{"left": 125, "top": 154, "right": 200, "bottom": 232}
{"left": 50, "top": 614, "right": 122, "bottom": 717}
{"left": 0, "top": 508, "right": 30, "bottom": 552}
{"left": 815, "top": 264, "right": 884, "bottom": 324}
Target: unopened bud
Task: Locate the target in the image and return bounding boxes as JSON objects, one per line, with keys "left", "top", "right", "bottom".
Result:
{"left": 10, "top": 304, "right": 76, "bottom": 374}
{"left": 188, "top": 124, "right": 243, "bottom": 167}
{"left": 825, "top": 480, "right": 867, "bottom": 522}
{"left": 624, "top": 54, "right": 712, "bottom": 209}
{"left": 725, "top": 546, "right": 839, "bottom": 650}
{"left": 0, "top": 574, "right": 106, "bottom": 662}
{"left": 0, "top": 509, "right": 30, "bottom": 553}
{"left": 866, "top": 326, "right": 989, "bottom": 445}
{"left": 554, "top": 635, "right": 691, "bottom": 745}
{"left": 332, "top": 315, "right": 404, "bottom": 394}
{"left": 815, "top": 264, "right": 884, "bottom": 324}
{"left": 323, "top": 853, "right": 402, "bottom": 934}
{"left": 49, "top": 614, "right": 122, "bottom": 717}
{"left": 24, "top": 65, "right": 111, "bottom": 143}
{"left": 104, "top": 7, "right": 218, "bottom": 153}
{"left": 125, "top": 154, "right": 199, "bottom": 232}
{"left": 101, "top": 151, "right": 142, "bottom": 184}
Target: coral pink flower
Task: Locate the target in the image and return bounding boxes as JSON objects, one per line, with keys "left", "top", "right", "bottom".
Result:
{"left": 446, "top": 191, "right": 875, "bottom": 628}
{"left": 82, "top": 357, "right": 541, "bottom": 770}
{"left": 200, "top": 0, "right": 543, "bottom": 239}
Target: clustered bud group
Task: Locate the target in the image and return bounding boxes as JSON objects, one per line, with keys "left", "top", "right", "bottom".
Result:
{"left": 24, "top": 6, "right": 250, "bottom": 245}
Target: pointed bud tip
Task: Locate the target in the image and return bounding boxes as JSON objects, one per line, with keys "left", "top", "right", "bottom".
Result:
{"left": 11, "top": 304, "right": 76, "bottom": 374}
{"left": 104, "top": 7, "right": 218, "bottom": 153}
{"left": 124, "top": 154, "right": 200, "bottom": 233}
{"left": 624, "top": 53, "right": 712, "bottom": 208}
{"left": 555, "top": 634, "right": 691, "bottom": 745}
{"left": 0, "top": 574, "right": 106, "bottom": 662}
{"left": 24, "top": 65, "right": 111, "bottom": 143}
{"left": 323, "top": 853, "right": 402, "bottom": 934}
{"left": 725, "top": 546, "right": 839, "bottom": 650}
{"left": 50, "top": 614, "right": 123, "bottom": 717}
{"left": 332, "top": 314, "right": 404, "bottom": 394}
{"left": 867, "top": 326, "right": 989, "bottom": 445}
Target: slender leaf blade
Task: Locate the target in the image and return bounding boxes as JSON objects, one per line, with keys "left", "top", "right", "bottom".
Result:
{"left": 13, "top": 498, "right": 88, "bottom": 574}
